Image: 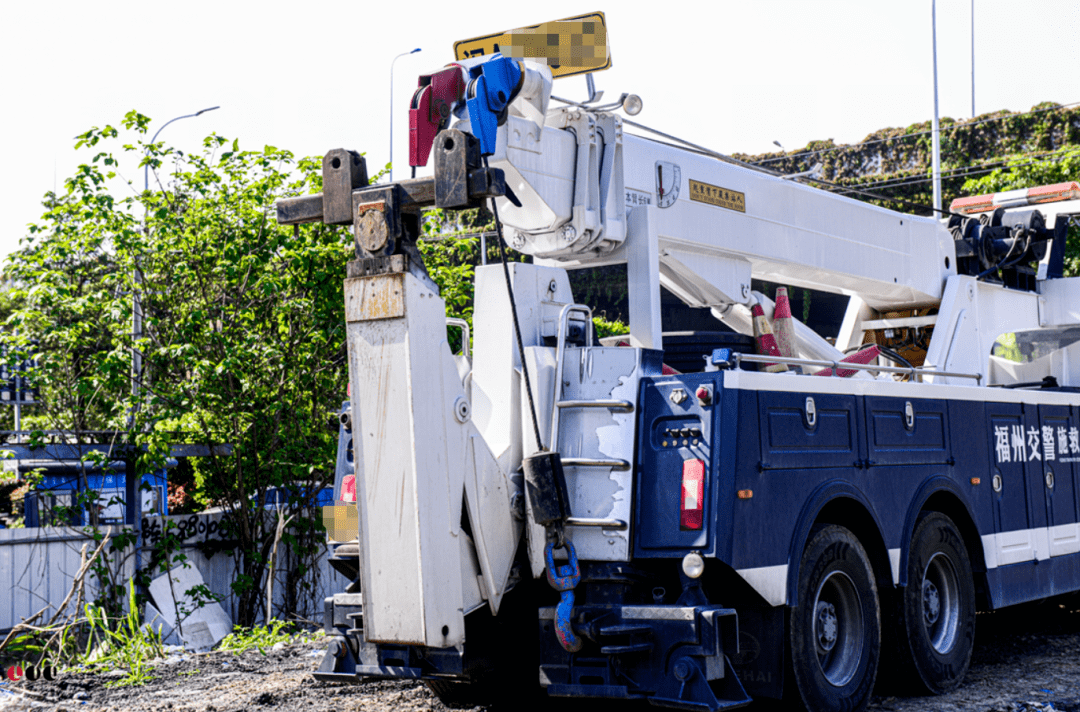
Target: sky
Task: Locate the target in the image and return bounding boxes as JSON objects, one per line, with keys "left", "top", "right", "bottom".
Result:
{"left": 1, "top": 0, "right": 1077, "bottom": 260}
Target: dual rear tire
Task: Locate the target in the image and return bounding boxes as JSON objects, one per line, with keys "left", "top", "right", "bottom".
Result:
{"left": 892, "top": 512, "right": 976, "bottom": 695}
{"left": 788, "top": 515, "right": 976, "bottom": 712}
{"left": 789, "top": 525, "right": 881, "bottom": 712}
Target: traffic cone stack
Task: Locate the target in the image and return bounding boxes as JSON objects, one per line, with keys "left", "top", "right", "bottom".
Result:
{"left": 751, "top": 302, "right": 788, "bottom": 373}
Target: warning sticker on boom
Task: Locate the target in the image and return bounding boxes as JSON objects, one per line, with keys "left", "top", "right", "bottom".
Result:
{"left": 689, "top": 180, "right": 745, "bottom": 213}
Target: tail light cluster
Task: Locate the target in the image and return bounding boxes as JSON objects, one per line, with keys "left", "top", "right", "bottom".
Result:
{"left": 680, "top": 458, "right": 705, "bottom": 530}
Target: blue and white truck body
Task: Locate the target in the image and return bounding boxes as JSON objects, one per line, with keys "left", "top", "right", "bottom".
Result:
{"left": 277, "top": 49, "right": 1080, "bottom": 712}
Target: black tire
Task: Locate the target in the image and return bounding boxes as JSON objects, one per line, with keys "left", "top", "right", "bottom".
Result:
{"left": 789, "top": 525, "right": 881, "bottom": 712}
{"left": 894, "top": 512, "right": 975, "bottom": 694}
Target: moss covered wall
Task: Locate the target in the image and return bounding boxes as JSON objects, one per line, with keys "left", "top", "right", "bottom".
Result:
{"left": 734, "top": 102, "right": 1080, "bottom": 216}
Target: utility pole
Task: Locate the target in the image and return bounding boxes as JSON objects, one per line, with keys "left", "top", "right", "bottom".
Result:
{"left": 136, "top": 106, "right": 220, "bottom": 408}
{"left": 132, "top": 106, "right": 218, "bottom": 582}
{"left": 971, "top": 0, "right": 976, "bottom": 117}
{"left": 931, "top": 0, "right": 943, "bottom": 215}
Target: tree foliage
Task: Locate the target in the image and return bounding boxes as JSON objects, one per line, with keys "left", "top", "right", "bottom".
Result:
{"left": 4, "top": 111, "right": 351, "bottom": 624}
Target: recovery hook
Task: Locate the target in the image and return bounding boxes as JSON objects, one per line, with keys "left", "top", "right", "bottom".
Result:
{"left": 545, "top": 539, "right": 583, "bottom": 652}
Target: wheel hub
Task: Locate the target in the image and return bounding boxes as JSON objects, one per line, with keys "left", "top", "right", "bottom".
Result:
{"left": 811, "top": 570, "right": 865, "bottom": 688}
{"left": 816, "top": 602, "right": 838, "bottom": 651}
{"left": 923, "top": 580, "right": 940, "bottom": 625}
{"left": 922, "top": 552, "right": 961, "bottom": 654}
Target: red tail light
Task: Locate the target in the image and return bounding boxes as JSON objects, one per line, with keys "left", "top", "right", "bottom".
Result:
{"left": 341, "top": 474, "right": 356, "bottom": 503}
{"left": 680, "top": 459, "right": 705, "bottom": 530}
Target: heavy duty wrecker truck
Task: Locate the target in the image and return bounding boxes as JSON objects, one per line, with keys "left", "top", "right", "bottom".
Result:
{"left": 277, "top": 20, "right": 1080, "bottom": 712}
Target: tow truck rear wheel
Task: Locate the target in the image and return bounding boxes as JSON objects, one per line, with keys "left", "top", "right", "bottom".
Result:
{"left": 894, "top": 512, "right": 975, "bottom": 694}
{"left": 789, "top": 524, "right": 880, "bottom": 712}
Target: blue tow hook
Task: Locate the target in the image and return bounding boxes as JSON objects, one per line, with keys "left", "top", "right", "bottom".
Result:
{"left": 545, "top": 539, "right": 583, "bottom": 652}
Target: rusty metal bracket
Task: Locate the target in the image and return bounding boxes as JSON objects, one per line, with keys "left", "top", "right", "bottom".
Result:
{"left": 352, "top": 188, "right": 403, "bottom": 258}
{"left": 433, "top": 128, "right": 481, "bottom": 209}
{"left": 323, "top": 149, "right": 368, "bottom": 225}
{"left": 355, "top": 200, "right": 391, "bottom": 253}
{"left": 275, "top": 140, "right": 505, "bottom": 231}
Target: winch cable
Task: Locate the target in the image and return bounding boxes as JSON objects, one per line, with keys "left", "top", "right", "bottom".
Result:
{"left": 484, "top": 156, "right": 545, "bottom": 452}
{"left": 484, "top": 159, "right": 582, "bottom": 652}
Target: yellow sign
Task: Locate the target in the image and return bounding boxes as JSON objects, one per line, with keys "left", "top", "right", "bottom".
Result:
{"left": 689, "top": 180, "right": 746, "bottom": 213}
{"left": 453, "top": 12, "right": 611, "bottom": 79}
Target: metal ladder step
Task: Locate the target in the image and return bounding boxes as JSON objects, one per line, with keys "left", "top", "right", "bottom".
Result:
{"left": 561, "top": 457, "right": 630, "bottom": 471}
{"left": 566, "top": 517, "right": 628, "bottom": 530}
{"left": 556, "top": 399, "right": 634, "bottom": 412}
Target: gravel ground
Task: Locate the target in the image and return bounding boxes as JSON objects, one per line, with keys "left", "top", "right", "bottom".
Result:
{"left": 3, "top": 595, "right": 1079, "bottom": 712}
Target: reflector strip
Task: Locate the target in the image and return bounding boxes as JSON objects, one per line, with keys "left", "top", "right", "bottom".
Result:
{"left": 680, "top": 459, "right": 705, "bottom": 530}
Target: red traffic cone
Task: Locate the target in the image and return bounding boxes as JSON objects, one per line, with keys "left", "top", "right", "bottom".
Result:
{"left": 773, "top": 287, "right": 797, "bottom": 359}
{"left": 815, "top": 344, "right": 880, "bottom": 378}
{"left": 751, "top": 302, "right": 787, "bottom": 373}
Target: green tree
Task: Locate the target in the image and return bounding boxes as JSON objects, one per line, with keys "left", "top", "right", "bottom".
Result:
{"left": 4, "top": 111, "right": 351, "bottom": 624}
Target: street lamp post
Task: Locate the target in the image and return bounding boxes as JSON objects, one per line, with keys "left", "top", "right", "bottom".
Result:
{"left": 931, "top": 0, "right": 942, "bottom": 215}
{"left": 389, "top": 48, "right": 421, "bottom": 183}
{"left": 135, "top": 106, "right": 219, "bottom": 403}
{"left": 128, "top": 105, "right": 219, "bottom": 579}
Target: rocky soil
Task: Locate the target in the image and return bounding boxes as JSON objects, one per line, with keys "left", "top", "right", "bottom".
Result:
{"left": 2, "top": 595, "right": 1079, "bottom": 712}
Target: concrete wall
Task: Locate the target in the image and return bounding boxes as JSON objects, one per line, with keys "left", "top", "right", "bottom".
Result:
{"left": 0, "top": 511, "right": 349, "bottom": 633}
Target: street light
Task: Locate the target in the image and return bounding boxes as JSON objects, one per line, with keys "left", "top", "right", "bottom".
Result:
{"left": 135, "top": 106, "right": 220, "bottom": 402}
{"left": 143, "top": 106, "right": 220, "bottom": 194}
{"left": 389, "top": 48, "right": 421, "bottom": 182}
{"left": 130, "top": 105, "right": 218, "bottom": 573}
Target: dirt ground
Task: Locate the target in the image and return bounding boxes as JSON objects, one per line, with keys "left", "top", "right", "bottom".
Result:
{"left": 4, "top": 595, "right": 1080, "bottom": 712}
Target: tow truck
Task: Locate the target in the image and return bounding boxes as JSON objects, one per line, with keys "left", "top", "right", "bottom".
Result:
{"left": 278, "top": 17, "right": 1080, "bottom": 712}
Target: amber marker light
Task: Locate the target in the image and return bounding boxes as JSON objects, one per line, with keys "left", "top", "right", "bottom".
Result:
{"left": 970, "top": 477, "right": 981, "bottom": 485}
{"left": 737, "top": 489, "right": 753, "bottom": 500}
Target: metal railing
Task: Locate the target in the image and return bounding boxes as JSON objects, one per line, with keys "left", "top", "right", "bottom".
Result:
{"left": 731, "top": 353, "right": 982, "bottom": 385}
{"left": 549, "top": 304, "right": 595, "bottom": 453}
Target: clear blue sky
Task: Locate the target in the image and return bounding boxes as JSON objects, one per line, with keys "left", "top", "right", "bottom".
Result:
{"left": 2, "top": 0, "right": 1077, "bottom": 259}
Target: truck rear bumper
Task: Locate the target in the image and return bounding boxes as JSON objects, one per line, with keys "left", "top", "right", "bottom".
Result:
{"left": 314, "top": 595, "right": 751, "bottom": 711}
{"left": 539, "top": 603, "right": 751, "bottom": 711}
